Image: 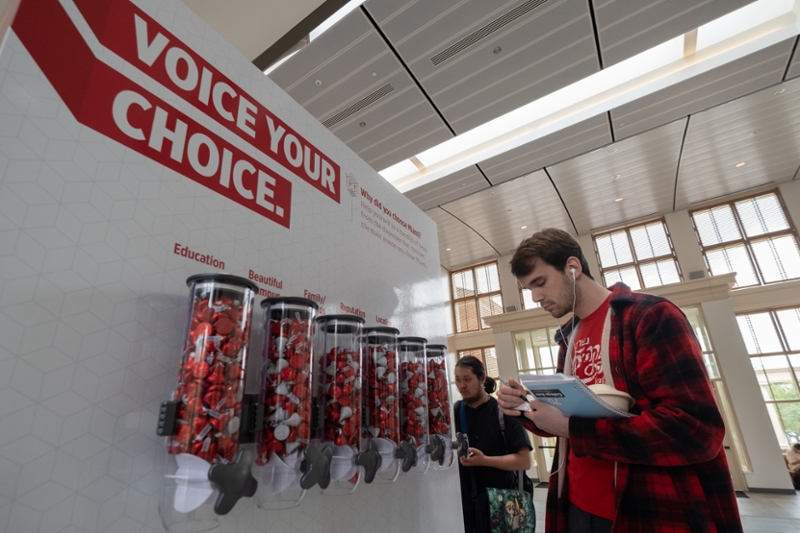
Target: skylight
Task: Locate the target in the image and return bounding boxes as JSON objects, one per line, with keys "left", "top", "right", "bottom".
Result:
{"left": 380, "top": 0, "right": 800, "bottom": 192}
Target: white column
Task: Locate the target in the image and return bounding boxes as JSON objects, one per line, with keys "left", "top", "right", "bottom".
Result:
{"left": 493, "top": 331, "right": 519, "bottom": 379}
{"left": 497, "top": 253, "right": 522, "bottom": 312}
{"left": 664, "top": 210, "right": 707, "bottom": 278}
{"left": 779, "top": 180, "right": 800, "bottom": 228}
{"left": 701, "top": 299, "right": 793, "bottom": 490}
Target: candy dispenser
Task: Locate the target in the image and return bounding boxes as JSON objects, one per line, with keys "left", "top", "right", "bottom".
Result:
{"left": 362, "top": 327, "right": 402, "bottom": 483}
{"left": 255, "top": 297, "right": 326, "bottom": 509}
{"left": 314, "top": 315, "right": 379, "bottom": 494}
{"left": 157, "top": 274, "right": 259, "bottom": 532}
{"left": 426, "top": 344, "right": 468, "bottom": 470}
{"left": 398, "top": 336, "right": 430, "bottom": 474}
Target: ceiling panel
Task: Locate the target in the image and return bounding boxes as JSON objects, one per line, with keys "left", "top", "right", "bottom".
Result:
{"left": 548, "top": 119, "right": 687, "bottom": 234}
{"left": 404, "top": 166, "right": 489, "bottom": 212}
{"left": 369, "top": 0, "right": 599, "bottom": 133}
{"left": 183, "top": 0, "right": 329, "bottom": 61}
{"left": 269, "top": 9, "right": 452, "bottom": 170}
{"left": 425, "top": 207, "right": 499, "bottom": 270}
{"left": 441, "top": 170, "right": 575, "bottom": 255}
{"left": 784, "top": 38, "right": 800, "bottom": 80}
{"left": 481, "top": 114, "right": 612, "bottom": 184}
{"left": 676, "top": 77, "right": 800, "bottom": 210}
{"left": 611, "top": 38, "right": 795, "bottom": 140}
{"left": 594, "top": 0, "right": 757, "bottom": 67}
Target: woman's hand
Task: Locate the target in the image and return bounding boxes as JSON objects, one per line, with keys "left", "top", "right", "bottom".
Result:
{"left": 459, "top": 447, "right": 486, "bottom": 467}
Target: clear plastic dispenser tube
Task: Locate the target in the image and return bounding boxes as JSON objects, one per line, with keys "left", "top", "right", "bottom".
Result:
{"left": 314, "top": 314, "right": 367, "bottom": 495}
{"left": 362, "top": 326, "right": 402, "bottom": 483}
{"left": 159, "top": 274, "right": 258, "bottom": 532}
{"left": 398, "top": 336, "right": 430, "bottom": 475}
{"left": 254, "top": 297, "right": 318, "bottom": 509}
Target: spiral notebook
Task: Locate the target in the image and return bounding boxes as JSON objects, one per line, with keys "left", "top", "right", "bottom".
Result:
{"left": 518, "top": 374, "right": 634, "bottom": 418}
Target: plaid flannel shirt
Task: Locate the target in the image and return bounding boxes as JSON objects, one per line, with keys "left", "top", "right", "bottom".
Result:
{"left": 519, "top": 283, "right": 742, "bottom": 533}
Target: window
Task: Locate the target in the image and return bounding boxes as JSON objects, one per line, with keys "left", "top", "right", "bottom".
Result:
{"left": 451, "top": 262, "right": 503, "bottom": 333}
{"left": 691, "top": 191, "right": 800, "bottom": 288}
{"left": 520, "top": 288, "right": 540, "bottom": 310}
{"left": 737, "top": 307, "right": 800, "bottom": 446}
{"left": 593, "top": 219, "right": 682, "bottom": 290}
{"left": 458, "top": 347, "right": 499, "bottom": 379}
{"left": 514, "top": 327, "right": 559, "bottom": 375}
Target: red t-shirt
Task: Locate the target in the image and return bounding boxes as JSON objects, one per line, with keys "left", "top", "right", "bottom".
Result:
{"left": 567, "top": 295, "right": 616, "bottom": 520}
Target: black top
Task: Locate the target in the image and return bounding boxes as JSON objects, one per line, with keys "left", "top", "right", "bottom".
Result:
{"left": 455, "top": 397, "right": 532, "bottom": 525}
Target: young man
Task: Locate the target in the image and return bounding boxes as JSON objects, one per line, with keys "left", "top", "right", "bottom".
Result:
{"left": 455, "top": 356, "right": 532, "bottom": 533}
{"left": 497, "top": 228, "right": 742, "bottom": 533}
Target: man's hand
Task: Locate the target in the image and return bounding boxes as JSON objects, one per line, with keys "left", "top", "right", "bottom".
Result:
{"left": 497, "top": 378, "right": 529, "bottom": 416}
{"left": 459, "top": 447, "right": 486, "bottom": 467}
{"left": 525, "top": 401, "right": 569, "bottom": 438}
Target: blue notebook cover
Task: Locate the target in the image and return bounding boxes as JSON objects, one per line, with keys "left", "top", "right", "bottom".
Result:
{"left": 518, "top": 374, "right": 634, "bottom": 419}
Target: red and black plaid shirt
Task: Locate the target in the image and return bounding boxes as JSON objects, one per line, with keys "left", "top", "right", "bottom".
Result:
{"left": 520, "top": 283, "right": 742, "bottom": 533}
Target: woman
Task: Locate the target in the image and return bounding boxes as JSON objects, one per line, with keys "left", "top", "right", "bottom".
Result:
{"left": 455, "top": 356, "right": 532, "bottom": 533}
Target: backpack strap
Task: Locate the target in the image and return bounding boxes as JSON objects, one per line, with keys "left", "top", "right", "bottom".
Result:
{"left": 497, "top": 401, "right": 524, "bottom": 492}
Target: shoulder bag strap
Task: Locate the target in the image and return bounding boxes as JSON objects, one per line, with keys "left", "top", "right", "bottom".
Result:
{"left": 496, "top": 402, "right": 524, "bottom": 492}
{"left": 460, "top": 402, "right": 479, "bottom": 499}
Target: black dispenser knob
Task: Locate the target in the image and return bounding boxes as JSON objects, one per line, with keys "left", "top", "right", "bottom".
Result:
{"left": 300, "top": 444, "right": 332, "bottom": 490}
{"left": 395, "top": 438, "right": 418, "bottom": 472}
{"left": 355, "top": 440, "right": 382, "bottom": 484}
{"left": 207, "top": 448, "right": 258, "bottom": 515}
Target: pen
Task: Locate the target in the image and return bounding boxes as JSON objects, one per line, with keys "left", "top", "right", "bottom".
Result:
{"left": 498, "top": 376, "right": 536, "bottom": 405}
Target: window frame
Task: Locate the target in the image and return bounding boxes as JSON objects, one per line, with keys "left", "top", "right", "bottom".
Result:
{"left": 450, "top": 261, "right": 504, "bottom": 333}
{"left": 591, "top": 217, "right": 683, "bottom": 290}
{"left": 457, "top": 347, "right": 499, "bottom": 379}
{"left": 737, "top": 305, "right": 800, "bottom": 447}
{"left": 690, "top": 189, "right": 799, "bottom": 288}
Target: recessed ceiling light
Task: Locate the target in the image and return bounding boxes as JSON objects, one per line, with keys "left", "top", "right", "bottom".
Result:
{"left": 774, "top": 88, "right": 785, "bottom": 96}
{"left": 609, "top": 148, "right": 618, "bottom": 154}
{"left": 359, "top": 122, "right": 366, "bottom": 127}
{"left": 615, "top": 197, "right": 624, "bottom": 202}
{"left": 618, "top": 122, "right": 625, "bottom": 127}
{"left": 521, "top": 225, "right": 527, "bottom": 229}
{"left": 611, "top": 174, "right": 621, "bottom": 180}
{"left": 493, "top": 46, "right": 502, "bottom": 54}
{"left": 446, "top": 248, "right": 451, "bottom": 251}
{"left": 735, "top": 162, "right": 746, "bottom": 168}
{"left": 371, "top": 72, "right": 377, "bottom": 77}
{"left": 315, "top": 79, "right": 322, "bottom": 86}
{"left": 489, "top": 191, "right": 494, "bottom": 196}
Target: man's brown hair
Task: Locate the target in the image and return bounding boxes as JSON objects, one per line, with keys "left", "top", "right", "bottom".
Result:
{"left": 510, "top": 228, "right": 594, "bottom": 280}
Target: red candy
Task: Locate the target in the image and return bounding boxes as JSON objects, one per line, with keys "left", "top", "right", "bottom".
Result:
{"left": 363, "top": 341, "right": 400, "bottom": 444}
{"left": 256, "top": 309, "right": 314, "bottom": 467}
{"left": 167, "top": 285, "right": 252, "bottom": 466}
{"left": 319, "top": 346, "right": 361, "bottom": 448}
{"left": 426, "top": 357, "right": 452, "bottom": 438}
{"left": 399, "top": 351, "right": 428, "bottom": 442}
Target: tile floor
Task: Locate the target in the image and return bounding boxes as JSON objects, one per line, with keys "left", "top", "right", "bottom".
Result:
{"left": 529, "top": 486, "right": 800, "bottom": 532}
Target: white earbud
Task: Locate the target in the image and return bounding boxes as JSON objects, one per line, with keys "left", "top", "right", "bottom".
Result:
{"left": 570, "top": 267, "right": 576, "bottom": 279}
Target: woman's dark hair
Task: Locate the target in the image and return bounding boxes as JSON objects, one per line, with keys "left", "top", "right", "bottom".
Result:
{"left": 455, "top": 355, "right": 496, "bottom": 394}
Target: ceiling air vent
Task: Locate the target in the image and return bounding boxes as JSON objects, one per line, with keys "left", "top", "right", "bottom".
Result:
{"left": 430, "top": 0, "right": 549, "bottom": 67}
{"left": 321, "top": 84, "right": 394, "bottom": 128}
